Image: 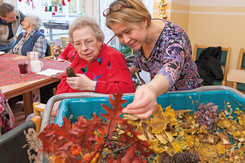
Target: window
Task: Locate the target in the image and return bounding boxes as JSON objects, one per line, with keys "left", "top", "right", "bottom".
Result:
{"left": 17, "top": 0, "right": 86, "bottom": 42}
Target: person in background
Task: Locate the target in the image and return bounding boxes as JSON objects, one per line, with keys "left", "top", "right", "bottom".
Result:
{"left": 9, "top": 14, "right": 47, "bottom": 57}
{"left": 0, "top": 89, "right": 15, "bottom": 135}
{"left": 57, "top": 42, "right": 77, "bottom": 63}
{"left": 51, "top": 16, "right": 136, "bottom": 116}
{"left": 104, "top": 0, "right": 201, "bottom": 120}
{"left": 0, "top": 2, "right": 25, "bottom": 53}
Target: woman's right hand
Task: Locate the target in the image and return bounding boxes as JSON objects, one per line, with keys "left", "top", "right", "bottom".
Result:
{"left": 122, "top": 84, "right": 157, "bottom": 120}
{"left": 123, "top": 74, "right": 169, "bottom": 120}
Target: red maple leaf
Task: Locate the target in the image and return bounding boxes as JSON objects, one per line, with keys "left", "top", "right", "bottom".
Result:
{"left": 38, "top": 92, "right": 154, "bottom": 162}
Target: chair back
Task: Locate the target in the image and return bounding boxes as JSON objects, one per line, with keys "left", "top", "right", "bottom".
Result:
{"left": 0, "top": 120, "right": 36, "bottom": 162}
{"left": 193, "top": 44, "right": 231, "bottom": 86}
{"left": 234, "top": 48, "right": 245, "bottom": 92}
{"left": 238, "top": 48, "right": 245, "bottom": 70}
{"left": 45, "top": 40, "right": 54, "bottom": 57}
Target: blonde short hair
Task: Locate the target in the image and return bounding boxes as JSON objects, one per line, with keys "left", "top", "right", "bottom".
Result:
{"left": 68, "top": 16, "right": 104, "bottom": 44}
{"left": 105, "top": 0, "right": 152, "bottom": 29}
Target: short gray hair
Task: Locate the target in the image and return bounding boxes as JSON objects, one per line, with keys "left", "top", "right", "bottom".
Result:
{"left": 0, "top": 2, "right": 15, "bottom": 17}
{"left": 26, "top": 14, "right": 42, "bottom": 30}
{"left": 68, "top": 16, "right": 104, "bottom": 44}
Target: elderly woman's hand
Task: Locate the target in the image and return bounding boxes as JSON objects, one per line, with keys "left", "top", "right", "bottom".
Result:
{"left": 66, "top": 74, "right": 97, "bottom": 91}
{"left": 123, "top": 84, "right": 157, "bottom": 120}
{"left": 51, "top": 101, "right": 61, "bottom": 117}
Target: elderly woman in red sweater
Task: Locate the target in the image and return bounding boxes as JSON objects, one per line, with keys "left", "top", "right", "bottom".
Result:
{"left": 51, "top": 16, "right": 135, "bottom": 116}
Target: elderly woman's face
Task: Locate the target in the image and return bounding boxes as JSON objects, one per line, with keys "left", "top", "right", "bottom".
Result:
{"left": 73, "top": 26, "right": 102, "bottom": 63}
{"left": 21, "top": 17, "right": 32, "bottom": 31}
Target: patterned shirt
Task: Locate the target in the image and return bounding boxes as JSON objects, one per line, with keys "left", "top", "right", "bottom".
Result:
{"left": 0, "top": 89, "right": 15, "bottom": 135}
{"left": 9, "top": 30, "right": 47, "bottom": 58}
{"left": 133, "top": 20, "right": 201, "bottom": 91}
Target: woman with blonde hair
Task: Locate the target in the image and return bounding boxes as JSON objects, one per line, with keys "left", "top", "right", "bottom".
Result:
{"left": 9, "top": 14, "right": 47, "bottom": 58}
{"left": 104, "top": 0, "right": 201, "bottom": 119}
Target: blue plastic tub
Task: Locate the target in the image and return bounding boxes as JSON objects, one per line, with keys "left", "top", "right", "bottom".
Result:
{"left": 55, "top": 89, "right": 245, "bottom": 126}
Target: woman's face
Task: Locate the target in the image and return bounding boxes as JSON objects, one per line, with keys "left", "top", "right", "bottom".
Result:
{"left": 110, "top": 21, "right": 148, "bottom": 50}
{"left": 73, "top": 26, "right": 102, "bottom": 63}
{"left": 21, "top": 17, "right": 32, "bottom": 30}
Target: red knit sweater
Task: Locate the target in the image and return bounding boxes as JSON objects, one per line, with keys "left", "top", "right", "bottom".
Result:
{"left": 57, "top": 42, "right": 77, "bottom": 63}
{"left": 56, "top": 44, "right": 136, "bottom": 94}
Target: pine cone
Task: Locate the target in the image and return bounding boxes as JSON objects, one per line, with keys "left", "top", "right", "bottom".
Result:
{"left": 172, "top": 152, "right": 200, "bottom": 163}
{"left": 66, "top": 66, "right": 76, "bottom": 77}
{"left": 159, "top": 152, "right": 173, "bottom": 163}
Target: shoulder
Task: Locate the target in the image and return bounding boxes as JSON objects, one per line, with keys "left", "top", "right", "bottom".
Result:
{"left": 16, "top": 32, "right": 25, "bottom": 40}
{"left": 100, "top": 44, "right": 124, "bottom": 58}
{"left": 16, "top": 10, "right": 25, "bottom": 22}
{"left": 33, "top": 30, "right": 45, "bottom": 39}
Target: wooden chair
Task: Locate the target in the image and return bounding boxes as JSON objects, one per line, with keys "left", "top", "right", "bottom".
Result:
{"left": 232, "top": 48, "right": 245, "bottom": 93}
{"left": 44, "top": 41, "right": 54, "bottom": 59}
{"left": 193, "top": 44, "right": 231, "bottom": 86}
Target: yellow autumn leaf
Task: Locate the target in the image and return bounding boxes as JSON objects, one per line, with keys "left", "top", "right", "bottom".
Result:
{"left": 144, "top": 130, "right": 155, "bottom": 140}
{"left": 163, "top": 106, "right": 177, "bottom": 126}
{"left": 165, "top": 132, "right": 174, "bottom": 143}
{"left": 137, "top": 134, "right": 147, "bottom": 141}
{"left": 148, "top": 116, "right": 168, "bottom": 134}
{"left": 148, "top": 138, "right": 165, "bottom": 154}
{"left": 155, "top": 133, "right": 168, "bottom": 144}
{"left": 171, "top": 141, "right": 184, "bottom": 153}
{"left": 152, "top": 104, "right": 165, "bottom": 118}
{"left": 238, "top": 116, "right": 245, "bottom": 126}
{"left": 123, "top": 114, "right": 139, "bottom": 121}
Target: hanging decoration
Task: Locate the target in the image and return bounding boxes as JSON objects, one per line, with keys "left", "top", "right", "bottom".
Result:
{"left": 159, "top": 0, "right": 167, "bottom": 19}
{"left": 24, "top": 0, "right": 35, "bottom": 9}
{"left": 62, "top": 0, "right": 66, "bottom": 6}
{"left": 18, "top": 0, "right": 70, "bottom": 13}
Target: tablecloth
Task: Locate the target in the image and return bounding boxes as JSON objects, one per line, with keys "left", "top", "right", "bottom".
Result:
{"left": 0, "top": 53, "right": 69, "bottom": 86}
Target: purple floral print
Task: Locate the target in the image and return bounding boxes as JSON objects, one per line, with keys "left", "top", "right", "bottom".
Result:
{"left": 133, "top": 20, "right": 201, "bottom": 91}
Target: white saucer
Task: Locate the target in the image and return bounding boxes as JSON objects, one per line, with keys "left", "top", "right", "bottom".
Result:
{"left": 0, "top": 51, "right": 5, "bottom": 55}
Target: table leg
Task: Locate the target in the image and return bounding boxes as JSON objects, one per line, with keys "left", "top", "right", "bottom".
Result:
{"left": 23, "top": 92, "right": 33, "bottom": 117}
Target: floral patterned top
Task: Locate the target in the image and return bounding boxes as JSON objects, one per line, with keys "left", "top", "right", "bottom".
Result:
{"left": 0, "top": 89, "right": 15, "bottom": 135}
{"left": 133, "top": 20, "right": 201, "bottom": 91}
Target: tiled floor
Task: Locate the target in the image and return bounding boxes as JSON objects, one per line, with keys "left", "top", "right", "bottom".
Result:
{"left": 11, "top": 101, "right": 26, "bottom": 127}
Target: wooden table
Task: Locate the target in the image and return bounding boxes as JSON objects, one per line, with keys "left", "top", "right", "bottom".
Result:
{"left": 227, "top": 69, "right": 245, "bottom": 84}
{"left": 0, "top": 53, "right": 69, "bottom": 117}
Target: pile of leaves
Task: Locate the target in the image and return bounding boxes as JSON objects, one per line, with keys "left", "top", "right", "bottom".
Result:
{"left": 125, "top": 101, "right": 245, "bottom": 162}
{"left": 37, "top": 93, "right": 153, "bottom": 163}
{"left": 24, "top": 93, "right": 245, "bottom": 163}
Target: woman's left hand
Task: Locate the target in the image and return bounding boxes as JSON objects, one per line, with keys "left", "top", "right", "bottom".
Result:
{"left": 66, "top": 74, "right": 96, "bottom": 91}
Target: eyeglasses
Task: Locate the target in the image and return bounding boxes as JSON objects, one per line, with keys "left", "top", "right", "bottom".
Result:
{"left": 3, "top": 15, "right": 17, "bottom": 22}
{"left": 103, "top": 3, "right": 133, "bottom": 17}
{"left": 74, "top": 40, "right": 95, "bottom": 49}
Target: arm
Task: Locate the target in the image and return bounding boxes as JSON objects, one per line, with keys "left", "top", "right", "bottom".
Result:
{"left": 123, "top": 74, "right": 169, "bottom": 120}
{"left": 18, "top": 10, "right": 26, "bottom": 23}
{"left": 56, "top": 74, "right": 71, "bottom": 94}
{"left": 57, "top": 43, "right": 72, "bottom": 60}
{"left": 123, "top": 39, "right": 186, "bottom": 119}
{"left": 57, "top": 42, "right": 76, "bottom": 62}
{"left": 32, "top": 36, "right": 47, "bottom": 58}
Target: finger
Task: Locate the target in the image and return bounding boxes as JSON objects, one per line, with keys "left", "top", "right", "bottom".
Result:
{"left": 122, "top": 106, "right": 148, "bottom": 115}
{"left": 126, "top": 97, "right": 150, "bottom": 109}
{"left": 131, "top": 109, "right": 154, "bottom": 120}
